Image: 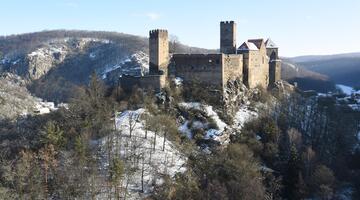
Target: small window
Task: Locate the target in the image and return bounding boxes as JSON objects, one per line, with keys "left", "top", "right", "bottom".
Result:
{"left": 209, "top": 59, "right": 212, "bottom": 63}
{"left": 216, "top": 59, "right": 220, "bottom": 64}
{"left": 262, "top": 57, "right": 264, "bottom": 64}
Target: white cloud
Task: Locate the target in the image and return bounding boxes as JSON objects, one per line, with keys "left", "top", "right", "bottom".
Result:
{"left": 146, "top": 12, "right": 161, "bottom": 21}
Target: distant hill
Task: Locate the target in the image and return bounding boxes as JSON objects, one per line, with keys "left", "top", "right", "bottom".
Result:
{"left": 280, "top": 58, "right": 335, "bottom": 92}
{"left": 288, "top": 52, "right": 360, "bottom": 88}
{"left": 0, "top": 30, "right": 212, "bottom": 102}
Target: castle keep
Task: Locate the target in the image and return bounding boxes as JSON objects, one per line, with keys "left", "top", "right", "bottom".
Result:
{"left": 120, "top": 21, "right": 281, "bottom": 93}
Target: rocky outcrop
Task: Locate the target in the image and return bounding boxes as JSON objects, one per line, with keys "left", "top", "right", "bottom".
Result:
{"left": 223, "top": 78, "right": 250, "bottom": 117}
{"left": 0, "top": 73, "right": 38, "bottom": 119}
{"left": 0, "top": 38, "right": 113, "bottom": 81}
{"left": 25, "top": 38, "right": 111, "bottom": 80}
{"left": 26, "top": 43, "right": 69, "bottom": 80}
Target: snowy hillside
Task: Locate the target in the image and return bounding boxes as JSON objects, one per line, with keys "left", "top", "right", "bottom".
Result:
{"left": 97, "top": 109, "right": 186, "bottom": 199}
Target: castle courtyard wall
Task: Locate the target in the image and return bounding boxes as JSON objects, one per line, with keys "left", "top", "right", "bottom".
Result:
{"left": 172, "top": 54, "right": 224, "bottom": 88}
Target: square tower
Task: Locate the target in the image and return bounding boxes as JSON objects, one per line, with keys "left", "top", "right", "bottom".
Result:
{"left": 265, "top": 38, "right": 281, "bottom": 86}
{"left": 149, "top": 29, "right": 169, "bottom": 75}
{"left": 220, "top": 21, "right": 237, "bottom": 54}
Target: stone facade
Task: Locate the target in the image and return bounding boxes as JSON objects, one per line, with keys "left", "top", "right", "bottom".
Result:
{"left": 119, "top": 21, "right": 281, "bottom": 94}
{"left": 238, "top": 39, "right": 269, "bottom": 88}
{"left": 172, "top": 53, "right": 243, "bottom": 89}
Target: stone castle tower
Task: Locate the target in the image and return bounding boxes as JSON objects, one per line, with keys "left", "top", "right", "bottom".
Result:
{"left": 149, "top": 29, "right": 169, "bottom": 75}
{"left": 265, "top": 39, "right": 281, "bottom": 85}
{"left": 220, "top": 21, "right": 237, "bottom": 54}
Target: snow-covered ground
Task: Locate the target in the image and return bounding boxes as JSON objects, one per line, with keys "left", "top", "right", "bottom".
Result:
{"left": 33, "top": 100, "right": 68, "bottom": 115}
{"left": 178, "top": 102, "right": 257, "bottom": 144}
{"left": 98, "top": 109, "right": 186, "bottom": 199}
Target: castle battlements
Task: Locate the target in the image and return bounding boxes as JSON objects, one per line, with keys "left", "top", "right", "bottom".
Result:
{"left": 221, "top": 21, "right": 235, "bottom": 24}
{"left": 149, "top": 29, "right": 168, "bottom": 38}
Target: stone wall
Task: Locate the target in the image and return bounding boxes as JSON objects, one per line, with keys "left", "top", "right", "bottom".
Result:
{"left": 172, "top": 54, "right": 224, "bottom": 88}
{"left": 269, "top": 60, "right": 281, "bottom": 85}
{"left": 222, "top": 54, "right": 243, "bottom": 87}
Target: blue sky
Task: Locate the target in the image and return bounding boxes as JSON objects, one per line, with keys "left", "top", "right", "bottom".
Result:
{"left": 1, "top": 0, "right": 359, "bottom": 56}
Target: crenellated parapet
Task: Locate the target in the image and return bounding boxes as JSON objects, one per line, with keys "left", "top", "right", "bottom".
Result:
{"left": 149, "top": 29, "right": 168, "bottom": 38}
{"left": 220, "top": 21, "right": 235, "bottom": 25}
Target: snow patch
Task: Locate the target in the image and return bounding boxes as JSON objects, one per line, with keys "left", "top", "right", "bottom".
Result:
{"left": 173, "top": 77, "right": 183, "bottom": 86}
{"left": 233, "top": 106, "right": 258, "bottom": 129}
{"left": 89, "top": 52, "right": 96, "bottom": 59}
{"left": 336, "top": 84, "right": 354, "bottom": 95}
{"left": 33, "top": 100, "right": 68, "bottom": 114}
{"left": 178, "top": 121, "right": 192, "bottom": 138}
{"left": 204, "top": 105, "right": 227, "bottom": 132}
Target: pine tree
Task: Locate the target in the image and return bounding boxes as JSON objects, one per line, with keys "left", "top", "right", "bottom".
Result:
{"left": 284, "top": 145, "right": 302, "bottom": 199}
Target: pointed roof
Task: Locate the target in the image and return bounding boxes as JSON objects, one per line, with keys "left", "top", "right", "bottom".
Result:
{"left": 265, "top": 38, "right": 278, "bottom": 48}
{"left": 248, "top": 39, "right": 264, "bottom": 49}
{"left": 238, "top": 41, "right": 258, "bottom": 51}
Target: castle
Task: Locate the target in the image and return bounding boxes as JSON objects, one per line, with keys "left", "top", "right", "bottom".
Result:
{"left": 120, "top": 21, "right": 281, "bottom": 94}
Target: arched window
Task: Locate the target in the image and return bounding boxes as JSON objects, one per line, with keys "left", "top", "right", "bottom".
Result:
{"left": 270, "top": 51, "right": 277, "bottom": 61}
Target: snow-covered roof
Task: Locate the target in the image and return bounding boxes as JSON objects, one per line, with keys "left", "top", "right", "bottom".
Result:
{"left": 248, "top": 39, "right": 264, "bottom": 49}
{"left": 238, "top": 41, "right": 259, "bottom": 51}
{"left": 265, "top": 38, "right": 278, "bottom": 48}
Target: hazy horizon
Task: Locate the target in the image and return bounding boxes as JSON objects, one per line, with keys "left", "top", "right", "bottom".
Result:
{"left": 1, "top": 0, "right": 360, "bottom": 57}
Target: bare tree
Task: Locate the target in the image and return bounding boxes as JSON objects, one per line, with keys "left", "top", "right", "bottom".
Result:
{"left": 127, "top": 112, "right": 139, "bottom": 138}
{"left": 169, "top": 34, "right": 180, "bottom": 54}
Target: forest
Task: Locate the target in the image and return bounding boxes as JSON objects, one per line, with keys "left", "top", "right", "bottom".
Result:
{"left": 0, "top": 74, "right": 359, "bottom": 200}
